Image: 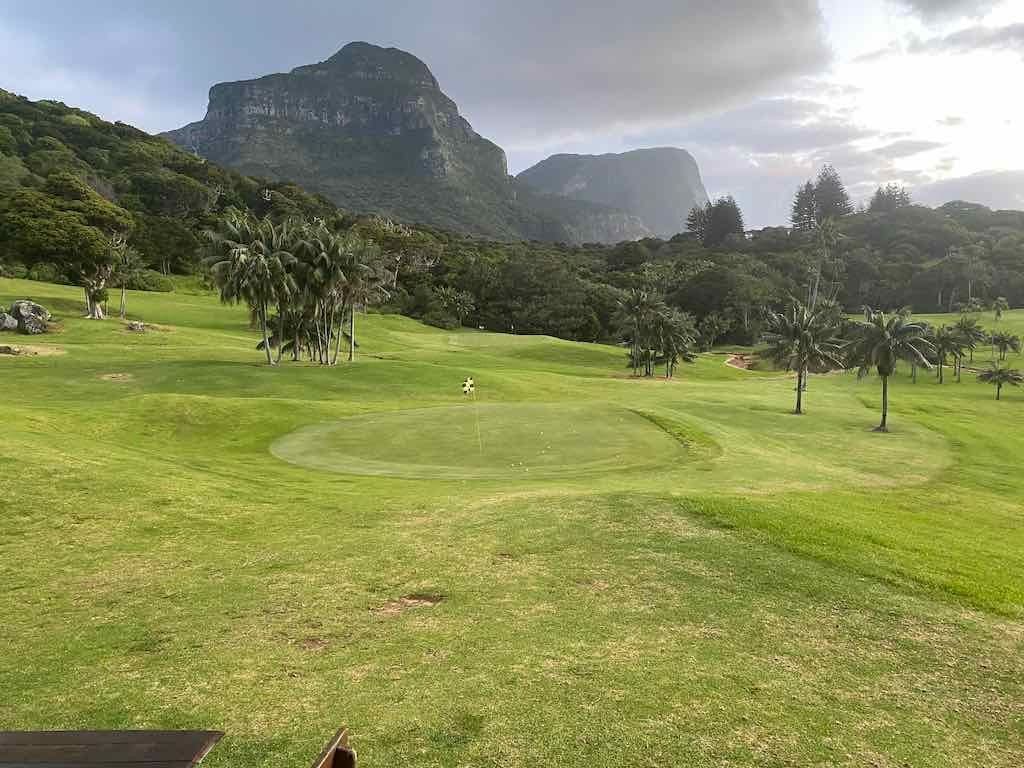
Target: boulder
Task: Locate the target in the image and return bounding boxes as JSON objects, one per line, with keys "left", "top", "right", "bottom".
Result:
{"left": 10, "top": 300, "right": 51, "bottom": 322}
{"left": 0, "top": 312, "right": 17, "bottom": 332}
{"left": 18, "top": 314, "right": 48, "bottom": 335}
{"left": 126, "top": 321, "right": 147, "bottom": 333}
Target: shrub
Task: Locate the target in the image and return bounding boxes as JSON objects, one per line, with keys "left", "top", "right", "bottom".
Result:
{"left": 0, "top": 261, "right": 28, "bottom": 279}
{"left": 127, "top": 269, "right": 174, "bottom": 293}
{"left": 27, "top": 262, "right": 66, "bottom": 284}
{"left": 421, "top": 308, "right": 460, "bottom": 330}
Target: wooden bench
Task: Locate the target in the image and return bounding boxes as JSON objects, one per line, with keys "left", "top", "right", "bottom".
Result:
{"left": 0, "top": 729, "right": 355, "bottom": 768}
{"left": 0, "top": 730, "right": 223, "bottom": 767}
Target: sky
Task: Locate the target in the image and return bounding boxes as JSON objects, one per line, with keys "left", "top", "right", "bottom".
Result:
{"left": 1, "top": 0, "right": 1022, "bottom": 227}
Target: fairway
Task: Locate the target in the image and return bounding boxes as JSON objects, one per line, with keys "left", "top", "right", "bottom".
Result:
{"left": 272, "top": 404, "right": 693, "bottom": 479}
{"left": 2, "top": 277, "right": 1023, "bottom": 768}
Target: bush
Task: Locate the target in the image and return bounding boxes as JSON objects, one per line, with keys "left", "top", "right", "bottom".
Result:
{"left": 421, "top": 308, "right": 460, "bottom": 330}
{"left": 27, "top": 262, "right": 66, "bottom": 284}
{"left": 127, "top": 269, "right": 174, "bottom": 292}
{"left": 0, "top": 261, "right": 28, "bottom": 279}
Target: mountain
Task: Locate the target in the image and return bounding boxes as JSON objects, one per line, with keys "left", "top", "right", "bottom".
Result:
{"left": 164, "top": 42, "right": 648, "bottom": 244}
{"left": 517, "top": 149, "right": 710, "bottom": 239}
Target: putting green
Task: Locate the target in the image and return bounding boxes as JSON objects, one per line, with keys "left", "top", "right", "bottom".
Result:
{"left": 271, "top": 403, "right": 698, "bottom": 480}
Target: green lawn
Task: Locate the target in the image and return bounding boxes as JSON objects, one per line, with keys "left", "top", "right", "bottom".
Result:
{"left": 1, "top": 278, "right": 1022, "bottom": 767}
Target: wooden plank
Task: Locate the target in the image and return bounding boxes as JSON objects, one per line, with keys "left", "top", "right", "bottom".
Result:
{"left": 309, "top": 728, "right": 356, "bottom": 768}
{"left": 0, "top": 732, "right": 222, "bottom": 768}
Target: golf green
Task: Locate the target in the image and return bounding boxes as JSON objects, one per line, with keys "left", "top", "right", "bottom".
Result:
{"left": 271, "top": 403, "right": 695, "bottom": 479}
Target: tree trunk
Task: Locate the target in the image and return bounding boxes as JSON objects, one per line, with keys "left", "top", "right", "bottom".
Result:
{"left": 276, "top": 309, "right": 285, "bottom": 365}
{"left": 348, "top": 307, "right": 357, "bottom": 362}
{"left": 911, "top": 362, "right": 917, "bottom": 384}
{"left": 997, "top": 384, "right": 1002, "bottom": 400}
{"left": 119, "top": 284, "right": 127, "bottom": 320}
{"left": 794, "top": 368, "right": 804, "bottom": 414}
{"left": 938, "top": 361, "right": 943, "bottom": 384}
{"left": 876, "top": 375, "right": 889, "bottom": 432}
{"left": 260, "top": 305, "right": 274, "bottom": 366}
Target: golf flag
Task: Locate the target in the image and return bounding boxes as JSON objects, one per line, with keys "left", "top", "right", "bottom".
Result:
{"left": 462, "top": 377, "right": 475, "bottom": 395}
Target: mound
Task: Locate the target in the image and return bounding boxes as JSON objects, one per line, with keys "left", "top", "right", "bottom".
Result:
{"left": 271, "top": 403, "right": 693, "bottom": 480}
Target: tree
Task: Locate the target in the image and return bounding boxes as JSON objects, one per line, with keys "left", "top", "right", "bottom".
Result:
{"left": 932, "top": 325, "right": 962, "bottom": 384}
{"left": 616, "top": 288, "right": 660, "bottom": 376}
{"left": 341, "top": 238, "right": 391, "bottom": 363}
{"left": 868, "top": 184, "right": 912, "bottom": 214}
{"left": 205, "top": 211, "right": 288, "bottom": 366}
{"left": 954, "top": 315, "right": 987, "bottom": 363}
{"left": 763, "top": 299, "right": 843, "bottom": 414}
{"left": 790, "top": 181, "right": 817, "bottom": 233}
{"left": 990, "top": 331, "right": 1022, "bottom": 362}
{"left": 655, "top": 308, "right": 697, "bottom": 379}
{"left": 845, "top": 307, "right": 933, "bottom": 432}
{"left": 113, "top": 242, "right": 145, "bottom": 319}
{"left": 993, "top": 296, "right": 1010, "bottom": 323}
{"left": 703, "top": 197, "right": 745, "bottom": 248}
{"left": 685, "top": 203, "right": 711, "bottom": 242}
{"left": 977, "top": 364, "right": 1023, "bottom": 400}
{"left": 814, "top": 165, "right": 854, "bottom": 222}
{"left": 697, "top": 311, "right": 730, "bottom": 350}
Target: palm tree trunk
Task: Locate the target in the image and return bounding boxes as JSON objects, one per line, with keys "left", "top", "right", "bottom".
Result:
{"left": 260, "top": 305, "right": 274, "bottom": 366}
{"left": 348, "top": 306, "right": 356, "bottom": 362}
{"left": 119, "top": 284, "right": 127, "bottom": 320}
{"left": 794, "top": 368, "right": 804, "bottom": 414}
{"left": 877, "top": 375, "right": 889, "bottom": 432}
{"left": 938, "top": 361, "right": 943, "bottom": 384}
{"left": 911, "top": 362, "right": 917, "bottom": 384}
{"left": 997, "top": 383, "right": 1002, "bottom": 401}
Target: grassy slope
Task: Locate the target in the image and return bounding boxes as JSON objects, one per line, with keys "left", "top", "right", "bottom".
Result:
{"left": 1, "top": 278, "right": 1022, "bottom": 767}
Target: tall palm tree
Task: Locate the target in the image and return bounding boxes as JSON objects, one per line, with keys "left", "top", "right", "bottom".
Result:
{"left": 990, "top": 331, "right": 1021, "bottom": 362}
{"left": 655, "top": 308, "right": 697, "bottom": 379}
{"left": 340, "top": 238, "right": 391, "bottom": 363}
{"left": 616, "top": 288, "right": 661, "bottom": 376}
{"left": 954, "top": 315, "right": 987, "bottom": 364}
{"left": 763, "top": 299, "right": 844, "bottom": 414}
{"left": 992, "top": 296, "right": 1009, "bottom": 323}
{"left": 977, "top": 364, "right": 1023, "bottom": 400}
{"left": 845, "top": 307, "right": 933, "bottom": 432}
{"left": 932, "top": 325, "right": 962, "bottom": 385}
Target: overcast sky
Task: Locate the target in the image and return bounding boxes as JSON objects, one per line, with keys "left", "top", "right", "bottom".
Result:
{"left": 1, "top": 0, "right": 1022, "bottom": 227}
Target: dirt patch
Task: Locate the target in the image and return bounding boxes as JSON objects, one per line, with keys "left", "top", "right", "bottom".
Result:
{"left": 372, "top": 593, "right": 444, "bottom": 616}
{"left": 299, "top": 637, "right": 329, "bottom": 652}
{"left": 0, "top": 344, "right": 64, "bottom": 357}
{"left": 725, "top": 353, "right": 754, "bottom": 370}
{"left": 99, "top": 372, "right": 134, "bottom": 382}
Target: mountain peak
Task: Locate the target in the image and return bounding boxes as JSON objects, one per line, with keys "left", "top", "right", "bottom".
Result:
{"left": 292, "top": 41, "right": 439, "bottom": 89}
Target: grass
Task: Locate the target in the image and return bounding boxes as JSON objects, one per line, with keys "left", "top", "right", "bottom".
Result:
{"left": 1, "top": 277, "right": 1022, "bottom": 767}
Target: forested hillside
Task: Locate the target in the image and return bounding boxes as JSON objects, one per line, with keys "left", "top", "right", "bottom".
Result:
{"left": 1, "top": 89, "right": 1022, "bottom": 346}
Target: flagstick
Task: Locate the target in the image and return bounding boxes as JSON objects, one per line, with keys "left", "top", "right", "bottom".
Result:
{"left": 472, "top": 388, "right": 483, "bottom": 455}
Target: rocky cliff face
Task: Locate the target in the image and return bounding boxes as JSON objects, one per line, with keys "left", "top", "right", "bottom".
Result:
{"left": 517, "top": 149, "right": 710, "bottom": 239}
{"left": 163, "top": 42, "right": 646, "bottom": 244}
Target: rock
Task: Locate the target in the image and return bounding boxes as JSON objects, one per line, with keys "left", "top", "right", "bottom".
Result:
{"left": 18, "top": 314, "right": 48, "bottom": 335}
{"left": 0, "top": 312, "right": 17, "bottom": 332}
{"left": 126, "top": 321, "right": 146, "bottom": 332}
{"left": 10, "top": 300, "right": 51, "bottom": 323}
{"left": 0, "top": 344, "right": 22, "bottom": 355}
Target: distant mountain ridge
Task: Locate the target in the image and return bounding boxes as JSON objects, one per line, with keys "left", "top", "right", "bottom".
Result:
{"left": 517, "top": 149, "right": 709, "bottom": 239}
{"left": 164, "top": 42, "right": 650, "bottom": 244}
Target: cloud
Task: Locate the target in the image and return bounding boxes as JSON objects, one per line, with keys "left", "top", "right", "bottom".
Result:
{"left": 892, "top": 0, "right": 1003, "bottom": 22}
{"left": 871, "top": 139, "right": 946, "bottom": 159}
{"left": 0, "top": 0, "right": 832, "bottom": 159}
{"left": 937, "top": 116, "right": 964, "bottom": 126}
{"left": 916, "top": 169, "right": 1024, "bottom": 209}
{"left": 858, "top": 23, "right": 1024, "bottom": 62}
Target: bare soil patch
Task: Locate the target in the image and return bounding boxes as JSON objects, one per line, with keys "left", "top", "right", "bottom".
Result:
{"left": 372, "top": 593, "right": 445, "bottom": 616}
{"left": 726, "top": 354, "right": 754, "bottom": 370}
{"left": 0, "top": 344, "right": 65, "bottom": 357}
{"left": 99, "top": 372, "right": 134, "bottom": 382}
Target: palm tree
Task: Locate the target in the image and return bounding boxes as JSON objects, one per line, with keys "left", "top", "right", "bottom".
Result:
{"left": 845, "top": 307, "right": 933, "bottom": 432}
{"left": 655, "top": 308, "right": 698, "bottom": 379}
{"left": 990, "top": 331, "right": 1021, "bottom": 362}
{"left": 205, "top": 212, "right": 285, "bottom": 366}
{"left": 977, "top": 364, "right": 1023, "bottom": 400}
{"left": 953, "top": 315, "right": 987, "bottom": 364}
{"left": 763, "top": 299, "right": 843, "bottom": 414}
{"left": 340, "top": 238, "right": 391, "bottom": 363}
{"left": 616, "top": 288, "right": 661, "bottom": 376}
{"left": 992, "top": 297, "right": 1010, "bottom": 323}
{"left": 932, "top": 325, "right": 962, "bottom": 385}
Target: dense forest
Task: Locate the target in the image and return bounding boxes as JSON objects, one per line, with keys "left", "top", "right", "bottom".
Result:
{"left": 2, "top": 89, "right": 1023, "bottom": 345}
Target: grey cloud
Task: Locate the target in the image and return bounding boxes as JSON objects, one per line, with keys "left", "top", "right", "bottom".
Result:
{"left": 871, "top": 139, "right": 946, "bottom": 159}
{"left": 916, "top": 170, "right": 1024, "bottom": 209}
{"left": 0, "top": 0, "right": 831, "bottom": 164}
{"left": 893, "top": 0, "right": 1002, "bottom": 22}
{"left": 908, "top": 23, "right": 1024, "bottom": 57}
